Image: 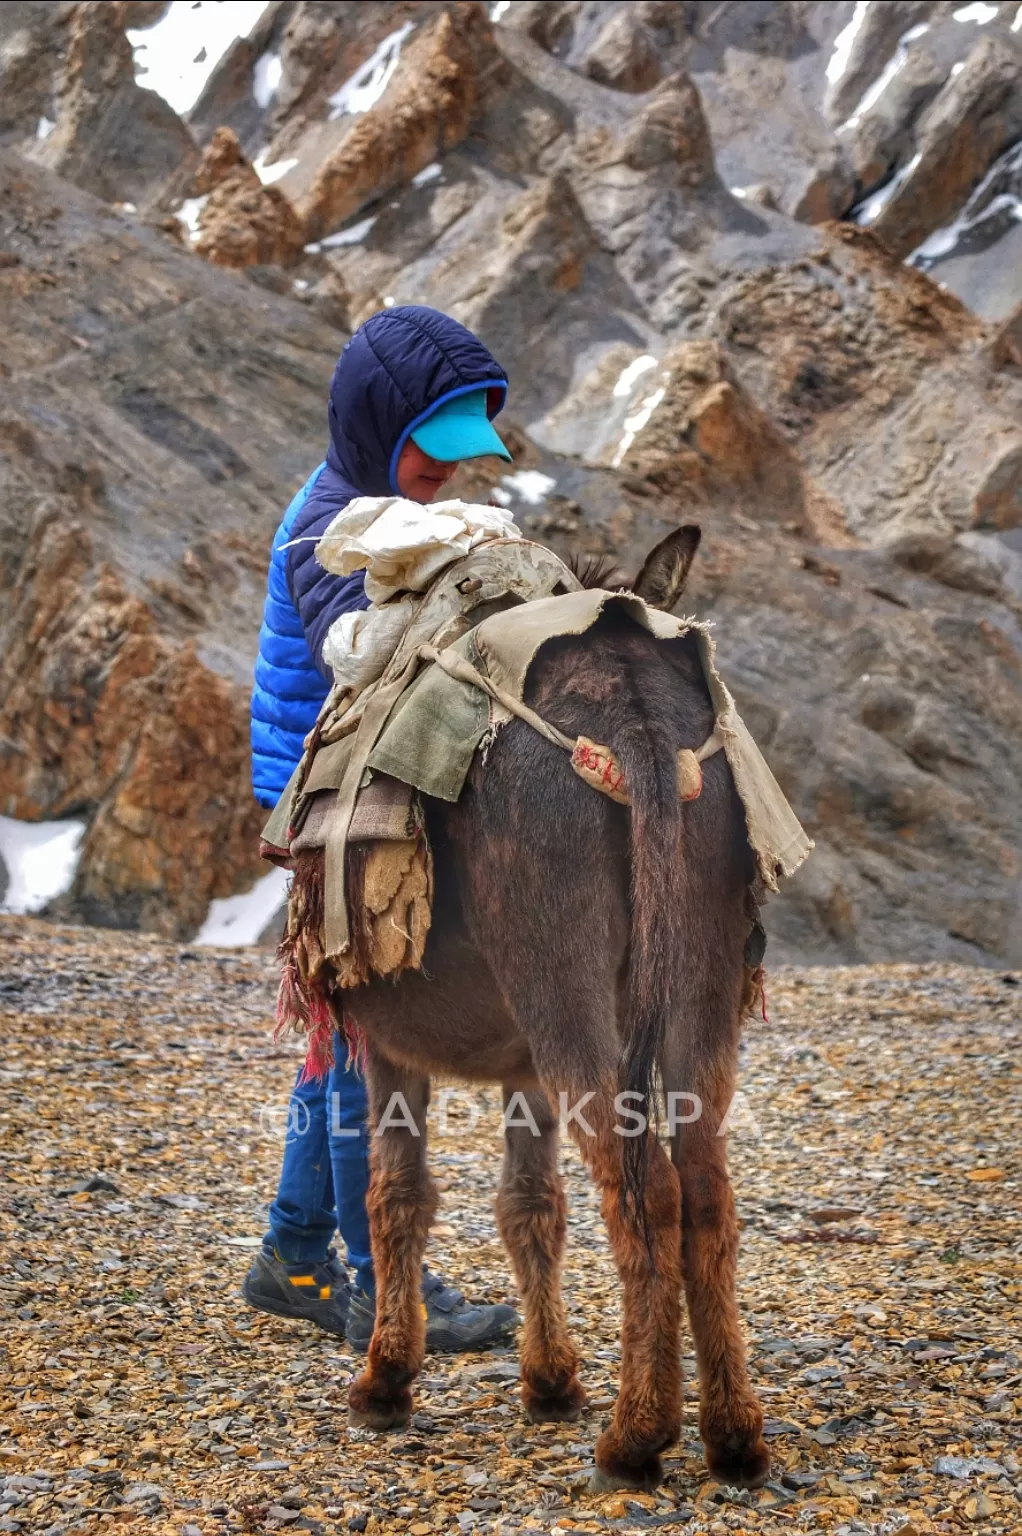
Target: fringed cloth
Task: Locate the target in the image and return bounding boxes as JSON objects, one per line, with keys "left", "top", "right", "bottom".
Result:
{"left": 276, "top": 853, "right": 368, "bottom": 1079}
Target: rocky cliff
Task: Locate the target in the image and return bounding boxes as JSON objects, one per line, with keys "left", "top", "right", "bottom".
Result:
{"left": 1, "top": 0, "right": 1021, "bottom": 961}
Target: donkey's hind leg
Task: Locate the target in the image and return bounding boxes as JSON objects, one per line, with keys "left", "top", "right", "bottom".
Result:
{"left": 573, "top": 1110, "right": 683, "bottom": 1492}
{"left": 348, "top": 1053, "right": 436, "bottom": 1431}
{"left": 665, "top": 980, "right": 769, "bottom": 1488}
{"left": 496, "top": 1087, "right": 584, "bottom": 1423}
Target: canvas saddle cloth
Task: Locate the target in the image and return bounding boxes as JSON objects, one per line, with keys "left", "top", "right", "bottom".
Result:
{"left": 263, "top": 539, "right": 813, "bottom": 971}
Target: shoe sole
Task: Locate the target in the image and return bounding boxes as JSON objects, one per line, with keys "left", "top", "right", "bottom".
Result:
{"left": 241, "top": 1276, "right": 348, "bottom": 1338}
{"left": 346, "top": 1319, "right": 520, "bottom": 1356}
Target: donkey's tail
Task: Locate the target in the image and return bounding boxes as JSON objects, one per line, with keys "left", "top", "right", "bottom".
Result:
{"left": 610, "top": 680, "right": 687, "bottom": 1230}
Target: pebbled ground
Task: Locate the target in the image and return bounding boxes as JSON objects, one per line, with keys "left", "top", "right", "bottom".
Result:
{"left": 0, "top": 915, "right": 1019, "bottom": 1535}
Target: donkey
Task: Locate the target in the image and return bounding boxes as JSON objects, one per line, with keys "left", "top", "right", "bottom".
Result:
{"left": 294, "top": 525, "right": 770, "bottom": 1493}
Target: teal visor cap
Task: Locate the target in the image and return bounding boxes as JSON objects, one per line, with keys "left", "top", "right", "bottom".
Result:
{"left": 409, "top": 389, "right": 513, "bottom": 464}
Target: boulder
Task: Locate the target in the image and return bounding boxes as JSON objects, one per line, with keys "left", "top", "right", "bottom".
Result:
{"left": 434, "top": 170, "right": 645, "bottom": 422}
{"left": 707, "top": 226, "right": 1022, "bottom": 543}
{"left": 872, "top": 34, "right": 1022, "bottom": 259}
{"left": 269, "top": 0, "right": 444, "bottom": 137}
{"left": 579, "top": 8, "right": 661, "bottom": 94}
{"left": 612, "top": 71, "right": 715, "bottom": 184}
{"left": 296, "top": 2, "right": 506, "bottom": 243}
{"left": 989, "top": 300, "right": 1022, "bottom": 372}
{"left": 822, "top": 0, "right": 932, "bottom": 129}
{"left": 840, "top": 34, "right": 949, "bottom": 192}
{"left": 190, "top": 127, "right": 305, "bottom": 269}
{"left": 0, "top": 3, "right": 68, "bottom": 141}
{"left": 30, "top": 0, "right": 197, "bottom": 207}
{"left": 186, "top": 0, "right": 292, "bottom": 152}
{"left": 607, "top": 339, "right": 807, "bottom": 519}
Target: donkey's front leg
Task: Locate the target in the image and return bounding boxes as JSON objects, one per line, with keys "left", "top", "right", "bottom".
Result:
{"left": 348, "top": 1055, "right": 436, "bottom": 1431}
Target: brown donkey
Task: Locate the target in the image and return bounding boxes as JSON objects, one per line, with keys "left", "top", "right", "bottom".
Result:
{"left": 296, "top": 526, "right": 770, "bottom": 1493}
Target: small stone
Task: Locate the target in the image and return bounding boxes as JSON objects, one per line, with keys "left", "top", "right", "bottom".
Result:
{"left": 781, "top": 1470, "right": 821, "bottom": 1489}
{"left": 935, "top": 1455, "right": 1004, "bottom": 1478}
{"left": 123, "top": 1482, "right": 166, "bottom": 1504}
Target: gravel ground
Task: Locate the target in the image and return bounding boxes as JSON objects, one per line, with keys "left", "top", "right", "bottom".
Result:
{"left": 1, "top": 915, "right": 1020, "bottom": 1536}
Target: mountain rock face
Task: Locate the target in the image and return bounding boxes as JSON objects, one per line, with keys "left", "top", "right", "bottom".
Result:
{"left": 2, "top": 0, "right": 1021, "bottom": 963}
{"left": 29, "top": 1, "right": 198, "bottom": 208}
{"left": 0, "top": 149, "right": 337, "bottom": 936}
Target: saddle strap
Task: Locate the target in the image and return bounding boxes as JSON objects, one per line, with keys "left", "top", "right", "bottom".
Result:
{"left": 418, "top": 643, "right": 725, "bottom": 805}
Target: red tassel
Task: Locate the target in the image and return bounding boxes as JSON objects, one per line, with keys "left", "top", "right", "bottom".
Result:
{"left": 297, "top": 993, "right": 337, "bottom": 1084}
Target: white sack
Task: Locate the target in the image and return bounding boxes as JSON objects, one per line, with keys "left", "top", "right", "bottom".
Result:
{"left": 314, "top": 495, "right": 520, "bottom": 603}
{"left": 321, "top": 598, "right": 417, "bottom": 692}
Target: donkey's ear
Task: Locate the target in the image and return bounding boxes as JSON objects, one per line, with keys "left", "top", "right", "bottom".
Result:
{"left": 632, "top": 526, "right": 702, "bottom": 611}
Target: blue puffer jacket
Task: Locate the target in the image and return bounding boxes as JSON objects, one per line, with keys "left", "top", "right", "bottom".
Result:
{"left": 250, "top": 306, "right": 509, "bottom": 809}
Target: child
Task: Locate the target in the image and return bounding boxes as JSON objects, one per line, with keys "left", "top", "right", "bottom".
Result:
{"left": 244, "top": 306, "right": 520, "bottom": 1352}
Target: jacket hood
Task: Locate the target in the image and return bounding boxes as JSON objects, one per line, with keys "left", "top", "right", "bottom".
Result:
{"left": 326, "top": 305, "right": 509, "bottom": 497}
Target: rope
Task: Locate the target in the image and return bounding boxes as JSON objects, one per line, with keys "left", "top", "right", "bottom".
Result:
{"left": 417, "top": 643, "right": 725, "bottom": 766}
{"left": 417, "top": 644, "right": 576, "bottom": 751}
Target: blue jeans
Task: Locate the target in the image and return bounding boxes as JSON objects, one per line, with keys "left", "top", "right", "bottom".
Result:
{"left": 265, "top": 1035, "right": 374, "bottom": 1294}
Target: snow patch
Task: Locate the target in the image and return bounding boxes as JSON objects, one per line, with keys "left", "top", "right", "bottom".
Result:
{"left": 383, "top": 295, "right": 396, "bottom": 307}
{"left": 175, "top": 194, "right": 208, "bottom": 242}
{"left": 840, "top": 23, "right": 929, "bottom": 133}
{"left": 826, "top": 1, "right": 871, "bottom": 87}
{"left": 854, "top": 152, "right": 921, "bottom": 225}
{"left": 612, "top": 354, "right": 657, "bottom": 398}
{"left": 194, "top": 866, "right": 289, "bottom": 948}
{"left": 490, "top": 0, "right": 512, "bottom": 18}
{"left": 36, "top": 115, "right": 55, "bottom": 141}
{"left": 953, "top": 2, "right": 999, "bottom": 21}
{"left": 0, "top": 816, "right": 86, "bottom": 916}
{"left": 412, "top": 161, "right": 443, "bottom": 188}
{"left": 1014, "top": 2, "right": 1022, "bottom": 29}
{"left": 612, "top": 381, "right": 669, "bottom": 469}
{"left": 328, "top": 21, "right": 415, "bottom": 119}
{"left": 127, "top": 1, "right": 271, "bottom": 117}
{"left": 488, "top": 485, "right": 512, "bottom": 507}
{"left": 253, "top": 150, "right": 299, "bottom": 185}
{"left": 252, "top": 50, "right": 282, "bottom": 109}
{"left": 321, "top": 214, "right": 378, "bottom": 248}
{"left": 501, "top": 470, "right": 557, "bottom": 505}
{"left": 911, "top": 192, "right": 1022, "bottom": 264}
{"left": 909, "top": 141, "right": 1022, "bottom": 264}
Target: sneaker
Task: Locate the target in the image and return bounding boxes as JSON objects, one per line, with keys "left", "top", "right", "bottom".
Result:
{"left": 346, "top": 1266, "right": 521, "bottom": 1354}
{"left": 242, "top": 1245, "right": 352, "bottom": 1337}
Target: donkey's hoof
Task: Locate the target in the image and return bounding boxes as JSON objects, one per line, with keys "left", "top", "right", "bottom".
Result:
{"left": 705, "top": 1433, "right": 771, "bottom": 1489}
{"left": 523, "top": 1377, "right": 586, "bottom": 1424}
{"left": 588, "top": 1458, "right": 663, "bottom": 1495}
{"left": 347, "top": 1377, "right": 413, "bottom": 1432}
{"left": 591, "top": 1430, "right": 664, "bottom": 1492}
